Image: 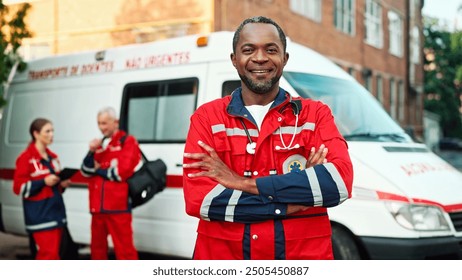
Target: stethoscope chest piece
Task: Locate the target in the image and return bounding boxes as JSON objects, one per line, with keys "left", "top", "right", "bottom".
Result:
{"left": 246, "top": 142, "right": 256, "bottom": 154}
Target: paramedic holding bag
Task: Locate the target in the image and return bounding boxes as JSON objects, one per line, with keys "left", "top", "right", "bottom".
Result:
{"left": 183, "top": 16, "right": 353, "bottom": 259}
{"left": 80, "top": 106, "right": 141, "bottom": 260}
{"left": 13, "top": 118, "right": 70, "bottom": 260}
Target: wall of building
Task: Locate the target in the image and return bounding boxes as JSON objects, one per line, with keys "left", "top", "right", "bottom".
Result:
{"left": 23, "top": 0, "right": 213, "bottom": 56}
{"left": 16, "top": 0, "right": 424, "bottom": 139}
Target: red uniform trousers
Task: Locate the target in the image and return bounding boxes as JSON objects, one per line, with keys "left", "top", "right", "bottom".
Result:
{"left": 32, "top": 227, "right": 63, "bottom": 260}
{"left": 90, "top": 212, "right": 138, "bottom": 260}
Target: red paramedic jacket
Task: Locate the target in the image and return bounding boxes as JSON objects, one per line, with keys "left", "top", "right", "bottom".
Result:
{"left": 13, "top": 143, "right": 67, "bottom": 233}
{"left": 183, "top": 88, "right": 353, "bottom": 260}
{"left": 81, "top": 130, "right": 141, "bottom": 213}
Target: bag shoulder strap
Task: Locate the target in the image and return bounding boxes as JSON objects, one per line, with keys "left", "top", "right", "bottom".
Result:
{"left": 120, "top": 134, "right": 148, "bottom": 162}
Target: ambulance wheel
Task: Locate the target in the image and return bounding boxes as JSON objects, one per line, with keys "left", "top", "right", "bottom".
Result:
{"left": 331, "top": 225, "right": 361, "bottom": 260}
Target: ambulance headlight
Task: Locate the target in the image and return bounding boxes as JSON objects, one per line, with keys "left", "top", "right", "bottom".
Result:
{"left": 386, "top": 202, "right": 450, "bottom": 231}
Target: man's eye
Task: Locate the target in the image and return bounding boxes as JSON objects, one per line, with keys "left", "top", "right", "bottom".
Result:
{"left": 242, "top": 48, "right": 253, "bottom": 54}
{"left": 267, "top": 48, "right": 278, "bottom": 53}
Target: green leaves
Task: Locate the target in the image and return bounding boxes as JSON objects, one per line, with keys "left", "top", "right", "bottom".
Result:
{"left": 1, "top": 2, "right": 31, "bottom": 108}
{"left": 424, "top": 18, "right": 462, "bottom": 139}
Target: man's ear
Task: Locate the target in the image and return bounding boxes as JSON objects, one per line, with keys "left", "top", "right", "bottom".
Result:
{"left": 230, "top": 53, "right": 237, "bottom": 68}
{"left": 284, "top": 52, "right": 289, "bottom": 66}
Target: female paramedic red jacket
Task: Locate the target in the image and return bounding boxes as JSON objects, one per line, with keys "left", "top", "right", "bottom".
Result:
{"left": 183, "top": 88, "right": 354, "bottom": 260}
{"left": 13, "top": 143, "right": 67, "bottom": 233}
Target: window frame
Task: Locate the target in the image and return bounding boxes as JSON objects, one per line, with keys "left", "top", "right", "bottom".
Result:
{"left": 398, "top": 80, "right": 405, "bottom": 122}
{"left": 290, "top": 0, "right": 322, "bottom": 22}
{"left": 119, "top": 77, "right": 199, "bottom": 144}
{"left": 388, "top": 10, "right": 403, "bottom": 57}
{"left": 334, "top": 0, "right": 356, "bottom": 36}
{"left": 376, "top": 75, "right": 383, "bottom": 104}
{"left": 364, "top": 0, "right": 383, "bottom": 48}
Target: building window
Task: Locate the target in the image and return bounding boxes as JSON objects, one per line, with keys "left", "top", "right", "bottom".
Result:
{"left": 411, "top": 26, "right": 420, "bottom": 64}
{"left": 388, "top": 11, "right": 403, "bottom": 57}
{"left": 364, "top": 0, "right": 383, "bottom": 48}
{"left": 290, "top": 0, "right": 322, "bottom": 22}
{"left": 334, "top": 0, "right": 355, "bottom": 35}
{"left": 376, "top": 76, "right": 383, "bottom": 104}
{"left": 398, "top": 81, "right": 405, "bottom": 122}
{"left": 364, "top": 73, "right": 372, "bottom": 92}
{"left": 389, "top": 78, "right": 396, "bottom": 117}
{"left": 347, "top": 67, "right": 356, "bottom": 79}
{"left": 388, "top": 78, "right": 396, "bottom": 115}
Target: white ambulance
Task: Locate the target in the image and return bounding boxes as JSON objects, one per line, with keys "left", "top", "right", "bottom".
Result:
{"left": 0, "top": 32, "right": 461, "bottom": 259}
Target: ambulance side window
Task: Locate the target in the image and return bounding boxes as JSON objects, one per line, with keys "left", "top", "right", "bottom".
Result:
{"left": 121, "top": 78, "right": 198, "bottom": 143}
{"left": 222, "top": 80, "right": 241, "bottom": 97}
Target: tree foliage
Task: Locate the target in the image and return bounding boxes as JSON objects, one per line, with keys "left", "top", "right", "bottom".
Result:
{"left": 0, "top": 1, "right": 32, "bottom": 108}
{"left": 423, "top": 18, "right": 462, "bottom": 139}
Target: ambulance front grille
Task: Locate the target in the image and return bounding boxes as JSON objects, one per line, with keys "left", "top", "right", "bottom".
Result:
{"left": 449, "top": 211, "right": 462, "bottom": 232}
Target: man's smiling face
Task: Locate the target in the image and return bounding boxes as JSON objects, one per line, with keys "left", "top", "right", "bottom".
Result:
{"left": 231, "top": 22, "right": 288, "bottom": 95}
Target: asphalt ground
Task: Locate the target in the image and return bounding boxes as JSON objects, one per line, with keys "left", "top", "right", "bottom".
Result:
{"left": 0, "top": 231, "right": 187, "bottom": 260}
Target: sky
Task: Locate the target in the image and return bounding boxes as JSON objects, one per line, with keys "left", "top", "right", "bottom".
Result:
{"left": 422, "top": 0, "right": 462, "bottom": 30}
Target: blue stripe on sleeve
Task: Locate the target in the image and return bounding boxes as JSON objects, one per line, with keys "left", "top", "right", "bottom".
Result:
{"left": 257, "top": 171, "right": 314, "bottom": 205}
{"left": 314, "top": 165, "right": 340, "bottom": 207}
{"left": 201, "top": 185, "right": 287, "bottom": 223}
{"left": 27, "top": 179, "right": 46, "bottom": 197}
{"left": 206, "top": 188, "right": 233, "bottom": 221}
{"left": 95, "top": 168, "right": 109, "bottom": 179}
{"left": 256, "top": 163, "right": 346, "bottom": 207}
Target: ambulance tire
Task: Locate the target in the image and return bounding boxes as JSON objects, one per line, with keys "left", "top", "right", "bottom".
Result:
{"left": 331, "top": 225, "right": 361, "bottom": 260}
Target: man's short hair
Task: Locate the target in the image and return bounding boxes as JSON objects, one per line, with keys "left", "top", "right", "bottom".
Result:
{"left": 232, "top": 16, "right": 287, "bottom": 53}
{"left": 98, "top": 106, "right": 118, "bottom": 119}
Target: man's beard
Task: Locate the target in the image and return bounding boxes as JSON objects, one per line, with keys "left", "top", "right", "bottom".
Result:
{"left": 239, "top": 73, "right": 280, "bottom": 94}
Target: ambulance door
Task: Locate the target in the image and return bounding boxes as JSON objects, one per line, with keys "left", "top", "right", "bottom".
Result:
{"left": 119, "top": 76, "right": 200, "bottom": 257}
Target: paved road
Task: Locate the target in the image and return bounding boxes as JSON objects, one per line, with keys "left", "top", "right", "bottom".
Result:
{"left": 0, "top": 232, "right": 30, "bottom": 260}
{"left": 0, "top": 231, "right": 186, "bottom": 260}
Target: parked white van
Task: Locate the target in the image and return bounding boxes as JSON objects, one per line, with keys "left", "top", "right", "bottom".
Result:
{"left": 1, "top": 32, "right": 461, "bottom": 259}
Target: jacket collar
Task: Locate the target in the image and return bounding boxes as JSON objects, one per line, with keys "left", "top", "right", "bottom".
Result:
{"left": 226, "top": 87, "right": 289, "bottom": 119}
{"left": 26, "top": 142, "right": 57, "bottom": 160}
{"left": 108, "top": 129, "right": 126, "bottom": 144}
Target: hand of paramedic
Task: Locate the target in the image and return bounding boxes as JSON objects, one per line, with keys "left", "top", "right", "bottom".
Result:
{"left": 306, "top": 144, "right": 328, "bottom": 168}
{"left": 60, "top": 179, "right": 71, "bottom": 188}
{"left": 184, "top": 140, "right": 328, "bottom": 194}
{"left": 44, "top": 174, "right": 60, "bottom": 186}
{"left": 89, "top": 138, "right": 102, "bottom": 152}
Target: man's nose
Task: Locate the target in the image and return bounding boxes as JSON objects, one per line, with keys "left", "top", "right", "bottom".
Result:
{"left": 252, "top": 49, "right": 268, "bottom": 63}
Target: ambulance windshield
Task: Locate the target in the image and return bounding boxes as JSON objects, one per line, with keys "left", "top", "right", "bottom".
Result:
{"left": 283, "top": 72, "right": 412, "bottom": 143}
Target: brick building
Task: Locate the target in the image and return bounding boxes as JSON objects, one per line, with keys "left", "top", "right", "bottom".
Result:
{"left": 12, "top": 0, "right": 425, "bottom": 138}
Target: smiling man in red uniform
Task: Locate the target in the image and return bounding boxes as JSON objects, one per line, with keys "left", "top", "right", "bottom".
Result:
{"left": 183, "top": 16, "right": 353, "bottom": 260}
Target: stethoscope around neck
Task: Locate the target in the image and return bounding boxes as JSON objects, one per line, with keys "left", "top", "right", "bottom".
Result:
{"left": 240, "top": 98, "right": 302, "bottom": 155}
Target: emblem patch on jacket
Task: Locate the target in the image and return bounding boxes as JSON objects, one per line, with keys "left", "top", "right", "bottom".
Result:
{"left": 282, "top": 154, "right": 307, "bottom": 174}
